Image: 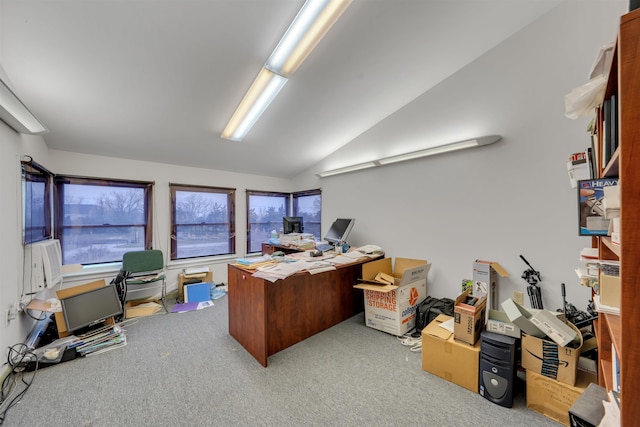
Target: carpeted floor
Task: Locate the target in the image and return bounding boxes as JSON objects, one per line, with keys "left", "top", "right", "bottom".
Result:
{"left": 2, "top": 295, "right": 561, "bottom": 426}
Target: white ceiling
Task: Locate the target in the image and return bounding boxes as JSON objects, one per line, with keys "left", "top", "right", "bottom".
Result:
{"left": 0, "top": 0, "right": 561, "bottom": 178}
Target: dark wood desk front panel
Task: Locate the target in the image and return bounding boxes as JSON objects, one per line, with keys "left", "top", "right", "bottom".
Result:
{"left": 228, "top": 259, "right": 370, "bottom": 367}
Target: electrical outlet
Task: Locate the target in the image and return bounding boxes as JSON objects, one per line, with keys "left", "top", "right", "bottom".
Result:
{"left": 6, "top": 304, "right": 18, "bottom": 326}
{"left": 513, "top": 291, "right": 524, "bottom": 305}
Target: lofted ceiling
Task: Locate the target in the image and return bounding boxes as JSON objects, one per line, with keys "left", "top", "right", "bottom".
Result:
{"left": 0, "top": 0, "right": 561, "bottom": 178}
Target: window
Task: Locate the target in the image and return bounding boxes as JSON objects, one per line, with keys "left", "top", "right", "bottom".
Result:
{"left": 170, "top": 184, "right": 235, "bottom": 260}
{"left": 246, "top": 190, "right": 289, "bottom": 253}
{"left": 54, "top": 176, "right": 153, "bottom": 265}
{"left": 293, "top": 189, "right": 321, "bottom": 240}
{"left": 21, "top": 159, "right": 53, "bottom": 244}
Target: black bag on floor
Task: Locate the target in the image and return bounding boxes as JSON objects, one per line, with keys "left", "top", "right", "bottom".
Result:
{"left": 412, "top": 296, "right": 455, "bottom": 337}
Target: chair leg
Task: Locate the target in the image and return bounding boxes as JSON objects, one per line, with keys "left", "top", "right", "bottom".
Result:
{"left": 160, "top": 278, "right": 168, "bottom": 312}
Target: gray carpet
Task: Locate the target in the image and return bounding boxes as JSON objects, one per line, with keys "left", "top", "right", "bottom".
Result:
{"left": 3, "top": 295, "right": 561, "bottom": 426}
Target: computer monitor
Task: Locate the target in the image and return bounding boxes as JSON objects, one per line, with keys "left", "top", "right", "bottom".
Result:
{"left": 283, "top": 216, "right": 303, "bottom": 234}
{"left": 60, "top": 284, "right": 123, "bottom": 333}
{"left": 324, "top": 218, "right": 355, "bottom": 244}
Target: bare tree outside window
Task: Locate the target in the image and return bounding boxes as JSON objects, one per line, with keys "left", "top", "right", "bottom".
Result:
{"left": 55, "top": 178, "right": 152, "bottom": 265}
{"left": 170, "top": 184, "right": 235, "bottom": 260}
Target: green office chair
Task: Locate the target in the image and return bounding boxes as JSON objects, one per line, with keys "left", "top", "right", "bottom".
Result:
{"left": 122, "top": 249, "right": 167, "bottom": 312}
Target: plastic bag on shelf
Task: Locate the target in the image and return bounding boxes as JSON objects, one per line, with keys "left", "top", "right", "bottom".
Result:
{"left": 564, "top": 74, "right": 607, "bottom": 119}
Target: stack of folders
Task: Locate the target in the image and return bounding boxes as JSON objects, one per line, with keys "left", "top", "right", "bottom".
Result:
{"left": 69, "top": 324, "right": 127, "bottom": 357}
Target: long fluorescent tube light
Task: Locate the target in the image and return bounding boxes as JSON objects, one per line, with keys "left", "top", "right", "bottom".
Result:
{"left": 316, "top": 161, "right": 378, "bottom": 178}
{"left": 0, "top": 77, "right": 47, "bottom": 134}
{"left": 267, "top": 0, "right": 353, "bottom": 77}
{"left": 377, "top": 135, "right": 501, "bottom": 165}
{"left": 221, "top": 0, "right": 352, "bottom": 141}
{"left": 317, "top": 135, "right": 502, "bottom": 178}
{"left": 221, "top": 68, "right": 288, "bottom": 141}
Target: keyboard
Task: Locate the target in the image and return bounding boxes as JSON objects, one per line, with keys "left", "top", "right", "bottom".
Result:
{"left": 316, "top": 244, "right": 334, "bottom": 252}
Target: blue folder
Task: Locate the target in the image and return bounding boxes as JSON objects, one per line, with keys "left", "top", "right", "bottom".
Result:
{"left": 184, "top": 282, "right": 212, "bottom": 303}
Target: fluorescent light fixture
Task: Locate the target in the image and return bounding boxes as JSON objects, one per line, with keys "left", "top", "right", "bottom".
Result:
{"left": 316, "top": 161, "right": 378, "bottom": 178}
{"left": 221, "top": 0, "right": 352, "bottom": 141}
{"left": 221, "top": 68, "right": 288, "bottom": 141}
{"left": 317, "top": 135, "right": 502, "bottom": 178}
{"left": 267, "top": 0, "right": 353, "bottom": 77}
{"left": 0, "top": 77, "right": 47, "bottom": 134}
{"left": 377, "top": 135, "right": 501, "bottom": 165}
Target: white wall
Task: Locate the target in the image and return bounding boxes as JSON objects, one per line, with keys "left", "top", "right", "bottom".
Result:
{"left": 296, "top": 1, "right": 627, "bottom": 313}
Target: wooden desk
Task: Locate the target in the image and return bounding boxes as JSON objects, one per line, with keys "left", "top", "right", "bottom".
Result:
{"left": 228, "top": 257, "right": 377, "bottom": 366}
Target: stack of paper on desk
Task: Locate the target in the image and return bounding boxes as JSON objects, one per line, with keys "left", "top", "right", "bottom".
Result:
{"left": 253, "top": 260, "right": 307, "bottom": 282}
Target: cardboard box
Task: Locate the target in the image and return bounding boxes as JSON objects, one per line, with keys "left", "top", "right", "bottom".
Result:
{"left": 472, "top": 260, "right": 509, "bottom": 315}
{"left": 599, "top": 274, "right": 620, "bottom": 308}
{"left": 530, "top": 310, "right": 578, "bottom": 346}
{"left": 521, "top": 322, "right": 583, "bottom": 386}
{"left": 501, "top": 298, "right": 545, "bottom": 337}
{"left": 125, "top": 300, "right": 163, "bottom": 318}
{"left": 486, "top": 309, "right": 521, "bottom": 338}
{"left": 568, "top": 382, "right": 608, "bottom": 427}
{"left": 178, "top": 270, "right": 213, "bottom": 302}
{"left": 526, "top": 369, "right": 595, "bottom": 426}
{"left": 453, "top": 289, "right": 486, "bottom": 345}
{"left": 355, "top": 258, "right": 430, "bottom": 336}
{"left": 421, "top": 314, "right": 481, "bottom": 392}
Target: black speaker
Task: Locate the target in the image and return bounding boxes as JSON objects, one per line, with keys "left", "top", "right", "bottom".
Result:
{"left": 479, "top": 330, "right": 517, "bottom": 408}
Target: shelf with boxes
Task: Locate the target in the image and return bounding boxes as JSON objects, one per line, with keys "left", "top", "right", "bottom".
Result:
{"left": 567, "top": 8, "right": 640, "bottom": 426}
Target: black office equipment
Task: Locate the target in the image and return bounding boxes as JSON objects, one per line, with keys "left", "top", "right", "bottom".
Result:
{"left": 283, "top": 216, "right": 303, "bottom": 234}
{"left": 60, "top": 283, "right": 123, "bottom": 333}
{"left": 479, "top": 330, "right": 517, "bottom": 408}
{"left": 520, "top": 255, "right": 543, "bottom": 309}
{"left": 324, "top": 218, "right": 355, "bottom": 245}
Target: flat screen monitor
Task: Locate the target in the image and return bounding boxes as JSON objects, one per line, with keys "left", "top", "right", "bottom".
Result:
{"left": 60, "top": 284, "right": 123, "bottom": 333}
{"left": 324, "top": 218, "right": 355, "bottom": 244}
{"left": 283, "top": 216, "right": 303, "bottom": 234}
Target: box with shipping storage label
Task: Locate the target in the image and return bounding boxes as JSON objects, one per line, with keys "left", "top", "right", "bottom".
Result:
{"left": 355, "top": 258, "right": 430, "bottom": 336}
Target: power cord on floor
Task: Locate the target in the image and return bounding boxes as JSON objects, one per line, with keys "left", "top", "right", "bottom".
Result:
{"left": 397, "top": 333, "right": 422, "bottom": 352}
{"left": 0, "top": 343, "right": 38, "bottom": 425}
